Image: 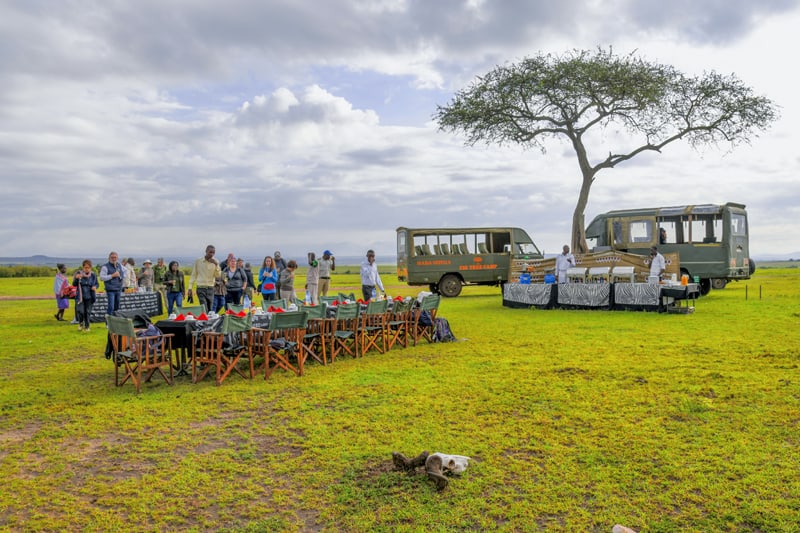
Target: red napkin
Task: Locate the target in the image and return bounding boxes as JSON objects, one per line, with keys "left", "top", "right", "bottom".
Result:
{"left": 357, "top": 298, "right": 367, "bottom": 304}
{"left": 331, "top": 300, "right": 339, "bottom": 306}
{"left": 274, "top": 308, "right": 285, "bottom": 313}
{"left": 175, "top": 314, "right": 186, "bottom": 321}
{"left": 225, "top": 309, "right": 235, "bottom": 315}
{"left": 236, "top": 310, "right": 247, "bottom": 317}
{"left": 394, "top": 296, "right": 404, "bottom": 301}
{"left": 196, "top": 312, "right": 209, "bottom": 321}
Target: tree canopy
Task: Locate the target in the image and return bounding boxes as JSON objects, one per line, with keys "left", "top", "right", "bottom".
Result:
{"left": 434, "top": 48, "right": 778, "bottom": 253}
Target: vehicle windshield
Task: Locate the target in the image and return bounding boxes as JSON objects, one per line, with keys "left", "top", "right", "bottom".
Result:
{"left": 517, "top": 243, "right": 540, "bottom": 255}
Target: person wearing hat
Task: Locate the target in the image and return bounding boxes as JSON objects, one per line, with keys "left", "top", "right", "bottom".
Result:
{"left": 273, "top": 251, "right": 287, "bottom": 295}
{"left": 318, "top": 250, "right": 336, "bottom": 297}
{"left": 138, "top": 259, "right": 154, "bottom": 292}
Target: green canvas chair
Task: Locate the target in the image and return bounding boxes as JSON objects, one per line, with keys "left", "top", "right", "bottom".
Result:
{"left": 107, "top": 314, "right": 174, "bottom": 393}
{"left": 192, "top": 313, "right": 253, "bottom": 385}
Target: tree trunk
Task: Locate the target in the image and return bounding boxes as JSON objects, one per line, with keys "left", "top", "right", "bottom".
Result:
{"left": 570, "top": 138, "right": 594, "bottom": 254}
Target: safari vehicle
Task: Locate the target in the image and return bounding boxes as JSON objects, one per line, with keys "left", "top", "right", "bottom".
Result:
{"left": 584, "top": 202, "right": 753, "bottom": 295}
{"left": 396, "top": 226, "right": 543, "bottom": 297}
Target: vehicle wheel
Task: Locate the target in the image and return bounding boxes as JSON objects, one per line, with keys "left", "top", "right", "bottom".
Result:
{"left": 699, "top": 278, "right": 712, "bottom": 296}
{"left": 711, "top": 278, "right": 727, "bottom": 290}
{"left": 438, "top": 274, "right": 462, "bottom": 298}
{"left": 749, "top": 258, "right": 756, "bottom": 275}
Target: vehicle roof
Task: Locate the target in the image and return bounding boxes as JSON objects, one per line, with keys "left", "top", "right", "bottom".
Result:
{"left": 396, "top": 226, "right": 526, "bottom": 233}
{"left": 592, "top": 202, "right": 746, "bottom": 218}
{"left": 585, "top": 202, "right": 747, "bottom": 238}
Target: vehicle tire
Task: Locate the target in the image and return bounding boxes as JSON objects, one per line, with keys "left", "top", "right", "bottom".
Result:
{"left": 699, "top": 278, "right": 712, "bottom": 296}
{"left": 711, "top": 278, "right": 728, "bottom": 290}
{"left": 749, "top": 258, "right": 756, "bottom": 276}
{"left": 438, "top": 274, "right": 462, "bottom": 298}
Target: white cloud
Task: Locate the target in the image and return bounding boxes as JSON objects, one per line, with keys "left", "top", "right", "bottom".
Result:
{"left": 0, "top": 0, "right": 798, "bottom": 260}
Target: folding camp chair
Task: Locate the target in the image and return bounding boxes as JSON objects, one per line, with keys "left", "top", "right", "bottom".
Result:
{"left": 387, "top": 299, "right": 412, "bottom": 350}
{"left": 358, "top": 299, "right": 389, "bottom": 355}
{"left": 177, "top": 304, "right": 206, "bottom": 316}
{"left": 192, "top": 314, "right": 253, "bottom": 385}
{"left": 325, "top": 303, "right": 359, "bottom": 362}
{"left": 261, "top": 310, "right": 308, "bottom": 378}
{"left": 107, "top": 314, "right": 174, "bottom": 393}
{"left": 301, "top": 304, "right": 328, "bottom": 365}
{"left": 411, "top": 294, "right": 440, "bottom": 345}
{"left": 262, "top": 298, "right": 287, "bottom": 311}
{"left": 337, "top": 292, "right": 357, "bottom": 303}
{"left": 320, "top": 295, "right": 338, "bottom": 307}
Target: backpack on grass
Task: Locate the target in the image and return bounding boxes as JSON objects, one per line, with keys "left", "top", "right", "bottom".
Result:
{"left": 433, "top": 317, "right": 456, "bottom": 343}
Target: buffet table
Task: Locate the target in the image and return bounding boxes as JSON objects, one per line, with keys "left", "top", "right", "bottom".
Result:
{"left": 90, "top": 292, "right": 163, "bottom": 323}
{"left": 502, "top": 282, "right": 699, "bottom": 312}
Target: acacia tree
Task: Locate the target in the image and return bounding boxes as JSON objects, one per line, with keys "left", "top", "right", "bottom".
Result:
{"left": 434, "top": 48, "right": 777, "bottom": 253}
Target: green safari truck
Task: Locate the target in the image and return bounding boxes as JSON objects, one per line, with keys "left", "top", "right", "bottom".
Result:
{"left": 396, "top": 226, "right": 543, "bottom": 297}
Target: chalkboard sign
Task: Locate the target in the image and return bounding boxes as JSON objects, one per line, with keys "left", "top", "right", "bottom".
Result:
{"left": 90, "top": 292, "right": 163, "bottom": 323}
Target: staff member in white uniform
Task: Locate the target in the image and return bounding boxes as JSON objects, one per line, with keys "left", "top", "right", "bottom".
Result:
{"left": 649, "top": 246, "right": 666, "bottom": 280}
{"left": 555, "top": 244, "right": 576, "bottom": 283}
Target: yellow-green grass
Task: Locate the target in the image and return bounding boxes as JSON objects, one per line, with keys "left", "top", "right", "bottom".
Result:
{"left": 1, "top": 270, "right": 798, "bottom": 532}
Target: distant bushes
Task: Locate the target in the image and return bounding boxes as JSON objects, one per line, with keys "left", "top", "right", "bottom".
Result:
{"left": 0, "top": 266, "right": 58, "bottom": 278}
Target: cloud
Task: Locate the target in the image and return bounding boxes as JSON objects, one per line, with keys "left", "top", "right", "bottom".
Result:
{"left": 0, "top": 1, "right": 798, "bottom": 259}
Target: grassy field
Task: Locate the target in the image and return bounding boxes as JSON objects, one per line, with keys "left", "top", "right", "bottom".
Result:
{"left": 1, "top": 269, "right": 798, "bottom": 532}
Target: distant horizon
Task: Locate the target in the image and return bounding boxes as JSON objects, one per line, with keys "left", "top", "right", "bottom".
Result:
{"left": 2, "top": 250, "right": 798, "bottom": 267}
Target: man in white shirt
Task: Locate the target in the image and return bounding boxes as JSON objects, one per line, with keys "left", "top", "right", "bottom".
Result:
{"left": 360, "top": 249, "right": 385, "bottom": 302}
{"left": 649, "top": 246, "right": 666, "bottom": 280}
{"left": 555, "top": 244, "right": 576, "bottom": 283}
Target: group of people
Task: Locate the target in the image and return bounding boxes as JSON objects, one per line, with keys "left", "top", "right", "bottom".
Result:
{"left": 185, "top": 246, "right": 345, "bottom": 314}
{"left": 53, "top": 245, "right": 390, "bottom": 329}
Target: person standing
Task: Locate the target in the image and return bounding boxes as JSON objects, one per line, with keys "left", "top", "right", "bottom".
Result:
{"left": 258, "top": 256, "right": 279, "bottom": 302}
{"left": 73, "top": 259, "right": 98, "bottom": 332}
{"left": 224, "top": 255, "right": 248, "bottom": 307}
{"left": 306, "top": 252, "right": 320, "bottom": 305}
{"left": 555, "top": 245, "right": 576, "bottom": 284}
{"left": 123, "top": 257, "right": 138, "bottom": 291}
{"left": 649, "top": 246, "right": 666, "bottom": 280}
{"left": 139, "top": 259, "right": 154, "bottom": 291}
{"left": 318, "top": 250, "right": 335, "bottom": 297}
{"left": 243, "top": 261, "right": 256, "bottom": 303}
{"left": 279, "top": 259, "right": 298, "bottom": 302}
{"left": 53, "top": 263, "right": 70, "bottom": 321}
{"left": 187, "top": 245, "right": 221, "bottom": 313}
{"left": 153, "top": 257, "right": 168, "bottom": 302}
{"left": 273, "top": 251, "right": 287, "bottom": 295}
{"left": 99, "top": 251, "right": 125, "bottom": 316}
{"left": 360, "top": 250, "right": 385, "bottom": 302}
{"left": 163, "top": 260, "right": 185, "bottom": 315}
{"left": 213, "top": 271, "right": 227, "bottom": 313}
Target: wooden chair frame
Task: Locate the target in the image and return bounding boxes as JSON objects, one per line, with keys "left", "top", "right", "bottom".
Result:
{"left": 387, "top": 299, "right": 412, "bottom": 350}
{"left": 359, "top": 300, "right": 389, "bottom": 355}
{"left": 260, "top": 311, "right": 307, "bottom": 378}
{"left": 411, "top": 294, "right": 441, "bottom": 346}
{"left": 192, "top": 314, "right": 253, "bottom": 386}
{"left": 301, "top": 304, "right": 328, "bottom": 365}
{"left": 326, "top": 303, "right": 359, "bottom": 362}
{"left": 108, "top": 315, "right": 174, "bottom": 393}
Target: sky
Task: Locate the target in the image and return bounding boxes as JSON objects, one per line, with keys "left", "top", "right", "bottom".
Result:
{"left": 1, "top": 0, "right": 799, "bottom": 261}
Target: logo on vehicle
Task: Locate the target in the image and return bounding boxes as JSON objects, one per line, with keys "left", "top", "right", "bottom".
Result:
{"left": 473, "top": 256, "right": 483, "bottom": 263}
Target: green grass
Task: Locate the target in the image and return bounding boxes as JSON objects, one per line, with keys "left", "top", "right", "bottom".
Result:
{"left": 1, "top": 270, "right": 799, "bottom": 531}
